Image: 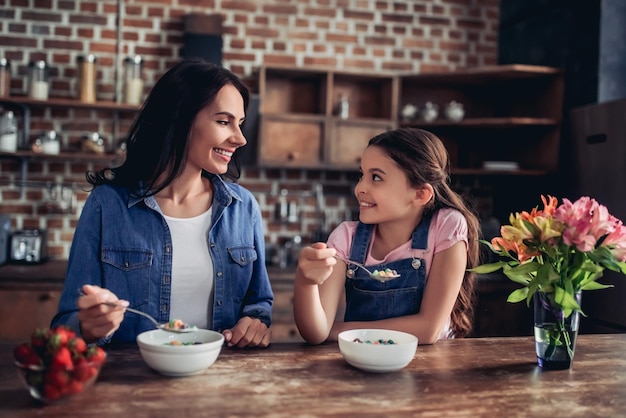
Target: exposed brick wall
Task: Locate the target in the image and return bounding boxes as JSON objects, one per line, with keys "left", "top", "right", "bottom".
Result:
{"left": 0, "top": 0, "right": 499, "bottom": 260}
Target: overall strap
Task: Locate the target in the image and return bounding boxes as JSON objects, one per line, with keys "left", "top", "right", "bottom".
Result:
{"left": 411, "top": 213, "right": 432, "bottom": 250}
{"left": 348, "top": 222, "right": 374, "bottom": 264}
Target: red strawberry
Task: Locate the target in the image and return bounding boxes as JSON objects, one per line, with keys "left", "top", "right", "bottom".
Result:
{"left": 86, "top": 346, "right": 106, "bottom": 365}
{"left": 13, "top": 343, "right": 41, "bottom": 367}
{"left": 30, "top": 328, "right": 49, "bottom": 350}
{"left": 51, "top": 347, "right": 74, "bottom": 370}
{"left": 45, "top": 368, "right": 71, "bottom": 389}
{"left": 52, "top": 326, "right": 76, "bottom": 346}
{"left": 68, "top": 337, "right": 87, "bottom": 355}
{"left": 72, "top": 357, "right": 98, "bottom": 382}
{"left": 43, "top": 383, "right": 62, "bottom": 401}
{"left": 62, "top": 379, "right": 83, "bottom": 395}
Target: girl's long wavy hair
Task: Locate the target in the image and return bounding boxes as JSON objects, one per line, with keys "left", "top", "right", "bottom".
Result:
{"left": 86, "top": 59, "right": 250, "bottom": 195}
{"left": 368, "top": 128, "right": 480, "bottom": 337}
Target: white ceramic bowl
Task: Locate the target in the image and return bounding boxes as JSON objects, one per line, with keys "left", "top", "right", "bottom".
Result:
{"left": 137, "top": 329, "right": 224, "bottom": 377}
{"left": 338, "top": 329, "right": 418, "bottom": 373}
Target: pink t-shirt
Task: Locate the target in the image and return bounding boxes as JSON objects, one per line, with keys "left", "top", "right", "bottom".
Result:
{"left": 327, "top": 207, "right": 468, "bottom": 279}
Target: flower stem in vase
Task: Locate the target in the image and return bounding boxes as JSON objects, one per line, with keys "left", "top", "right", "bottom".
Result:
{"left": 533, "top": 292, "right": 581, "bottom": 370}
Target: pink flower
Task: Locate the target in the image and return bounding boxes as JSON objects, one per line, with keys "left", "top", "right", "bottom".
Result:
{"left": 554, "top": 197, "right": 617, "bottom": 252}
{"left": 604, "top": 222, "right": 626, "bottom": 262}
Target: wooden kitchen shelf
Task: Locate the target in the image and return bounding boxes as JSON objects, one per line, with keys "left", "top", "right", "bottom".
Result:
{"left": 257, "top": 66, "right": 398, "bottom": 169}
{"left": 0, "top": 96, "right": 139, "bottom": 112}
{"left": 0, "top": 150, "right": 122, "bottom": 164}
{"left": 256, "top": 64, "right": 563, "bottom": 175}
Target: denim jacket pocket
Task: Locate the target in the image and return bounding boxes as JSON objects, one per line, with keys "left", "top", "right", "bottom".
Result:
{"left": 101, "top": 248, "right": 153, "bottom": 271}
{"left": 227, "top": 246, "right": 257, "bottom": 267}
{"left": 100, "top": 248, "right": 153, "bottom": 308}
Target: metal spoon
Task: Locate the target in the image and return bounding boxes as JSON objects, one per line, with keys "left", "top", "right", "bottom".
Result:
{"left": 333, "top": 255, "right": 401, "bottom": 282}
{"left": 79, "top": 291, "right": 197, "bottom": 334}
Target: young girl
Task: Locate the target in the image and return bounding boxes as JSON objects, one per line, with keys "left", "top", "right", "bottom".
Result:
{"left": 51, "top": 60, "right": 273, "bottom": 348}
{"left": 293, "top": 128, "right": 479, "bottom": 345}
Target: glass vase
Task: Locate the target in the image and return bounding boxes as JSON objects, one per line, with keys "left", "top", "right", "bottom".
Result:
{"left": 533, "top": 291, "right": 582, "bottom": 370}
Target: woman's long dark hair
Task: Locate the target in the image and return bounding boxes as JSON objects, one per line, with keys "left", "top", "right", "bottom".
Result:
{"left": 368, "top": 128, "right": 480, "bottom": 337}
{"left": 87, "top": 59, "right": 250, "bottom": 195}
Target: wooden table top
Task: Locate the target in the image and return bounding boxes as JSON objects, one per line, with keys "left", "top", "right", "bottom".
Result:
{"left": 1, "top": 334, "right": 625, "bottom": 417}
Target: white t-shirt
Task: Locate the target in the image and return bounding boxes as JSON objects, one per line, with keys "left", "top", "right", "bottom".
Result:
{"left": 162, "top": 208, "right": 214, "bottom": 329}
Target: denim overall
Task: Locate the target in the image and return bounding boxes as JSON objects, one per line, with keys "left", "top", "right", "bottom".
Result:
{"left": 343, "top": 216, "right": 431, "bottom": 322}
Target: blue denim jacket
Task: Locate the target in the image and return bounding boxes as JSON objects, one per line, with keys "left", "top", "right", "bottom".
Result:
{"left": 51, "top": 173, "right": 273, "bottom": 345}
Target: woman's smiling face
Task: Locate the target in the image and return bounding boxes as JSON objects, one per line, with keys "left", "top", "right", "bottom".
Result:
{"left": 355, "top": 145, "right": 420, "bottom": 225}
{"left": 186, "top": 84, "right": 247, "bottom": 175}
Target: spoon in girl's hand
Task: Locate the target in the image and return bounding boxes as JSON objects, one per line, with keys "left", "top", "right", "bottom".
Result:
{"left": 79, "top": 290, "right": 197, "bottom": 334}
{"left": 333, "top": 255, "right": 401, "bottom": 282}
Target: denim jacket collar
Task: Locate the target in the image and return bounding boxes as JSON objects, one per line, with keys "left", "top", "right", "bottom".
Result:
{"left": 126, "top": 171, "right": 243, "bottom": 209}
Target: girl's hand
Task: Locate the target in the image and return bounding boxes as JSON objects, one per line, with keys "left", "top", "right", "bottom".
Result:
{"left": 295, "top": 243, "right": 337, "bottom": 286}
{"left": 223, "top": 316, "right": 271, "bottom": 348}
{"left": 77, "top": 284, "right": 128, "bottom": 342}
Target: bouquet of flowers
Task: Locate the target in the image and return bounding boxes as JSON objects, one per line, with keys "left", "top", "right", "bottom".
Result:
{"left": 473, "top": 195, "right": 626, "bottom": 313}
{"left": 472, "top": 195, "right": 626, "bottom": 367}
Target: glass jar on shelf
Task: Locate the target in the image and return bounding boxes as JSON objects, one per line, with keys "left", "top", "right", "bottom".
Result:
{"left": 27, "top": 60, "right": 49, "bottom": 100}
{"left": 39, "top": 130, "right": 60, "bottom": 155}
{"left": 77, "top": 54, "right": 97, "bottom": 103}
{"left": 123, "top": 55, "right": 144, "bottom": 105}
{"left": 0, "top": 58, "right": 10, "bottom": 98}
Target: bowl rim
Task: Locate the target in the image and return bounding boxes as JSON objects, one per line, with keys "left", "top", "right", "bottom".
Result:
{"left": 136, "top": 329, "right": 225, "bottom": 352}
{"left": 337, "top": 328, "right": 419, "bottom": 345}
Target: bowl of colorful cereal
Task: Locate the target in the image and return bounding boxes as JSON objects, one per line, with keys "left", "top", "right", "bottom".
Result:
{"left": 337, "top": 329, "right": 418, "bottom": 373}
{"left": 137, "top": 329, "right": 224, "bottom": 377}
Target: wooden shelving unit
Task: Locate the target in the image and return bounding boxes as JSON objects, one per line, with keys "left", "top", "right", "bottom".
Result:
{"left": 257, "top": 66, "right": 398, "bottom": 170}
{"left": 257, "top": 64, "right": 564, "bottom": 176}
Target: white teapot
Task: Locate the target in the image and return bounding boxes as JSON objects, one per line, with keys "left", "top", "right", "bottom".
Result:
{"left": 400, "top": 103, "right": 418, "bottom": 122}
{"left": 444, "top": 101, "right": 465, "bottom": 122}
{"left": 419, "top": 102, "right": 439, "bottom": 122}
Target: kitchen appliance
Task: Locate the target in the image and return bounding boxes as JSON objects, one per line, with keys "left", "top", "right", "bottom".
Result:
{"left": 9, "top": 229, "right": 48, "bottom": 263}
{"left": 0, "top": 214, "right": 9, "bottom": 265}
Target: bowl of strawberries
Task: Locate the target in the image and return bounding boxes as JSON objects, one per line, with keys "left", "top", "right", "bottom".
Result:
{"left": 13, "top": 326, "right": 106, "bottom": 404}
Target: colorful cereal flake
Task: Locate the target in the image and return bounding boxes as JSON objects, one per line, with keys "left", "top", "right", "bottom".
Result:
{"left": 371, "top": 268, "right": 399, "bottom": 278}
{"left": 353, "top": 338, "right": 396, "bottom": 345}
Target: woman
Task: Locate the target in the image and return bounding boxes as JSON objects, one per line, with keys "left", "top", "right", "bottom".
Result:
{"left": 51, "top": 60, "right": 273, "bottom": 348}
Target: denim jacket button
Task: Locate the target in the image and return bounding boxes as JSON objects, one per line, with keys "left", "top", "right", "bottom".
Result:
{"left": 124, "top": 261, "right": 129, "bottom": 268}
{"left": 217, "top": 271, "right": 223, "bottom": 277}
{"left": 217, "top": 300, "right": 222, "bottom": 306}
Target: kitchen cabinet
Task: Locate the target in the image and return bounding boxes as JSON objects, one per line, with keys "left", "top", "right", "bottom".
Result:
{"left": 398, "top": 64, "right": 564, "bottom": 175}
{"left": 257, "top": 66, "right": 397, "bottom": 169}
{"left": 257, "top": 64, "right": 563, "bottom": 175}
{"left": 0, "top": 260, "right": 67, "bottom": 343}
{"left": 0, "top": 286, "right": 62, "bottom": 343}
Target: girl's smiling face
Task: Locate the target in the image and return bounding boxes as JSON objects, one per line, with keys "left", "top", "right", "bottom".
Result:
{"left": 186, "top": 84, "right": 247, "bottom": 175}
{"left": 355, "top": 145, "right": 423, "bottom": 225}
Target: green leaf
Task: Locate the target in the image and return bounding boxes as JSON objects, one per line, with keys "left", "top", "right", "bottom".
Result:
{"left": 468, "top": 262, "right": 507, "bottom": 274}
{"left": 507, "top": 287, "right": 528, "bottom": 303}
{"left": 554, "top": 286, "right": 581, "bottom": 312}
{"left": 581, "top": 281, "right": 613, "bottom": 291}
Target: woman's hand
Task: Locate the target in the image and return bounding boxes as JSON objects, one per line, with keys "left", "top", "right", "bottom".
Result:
{"left": 77, "top": 284, "right": 128, "bottom": 343}
{"left": 295, "top": 243, "right": 337, "bottom": 286}
{"left": 222, "top": 316, "right": 271, "bottom": 348}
